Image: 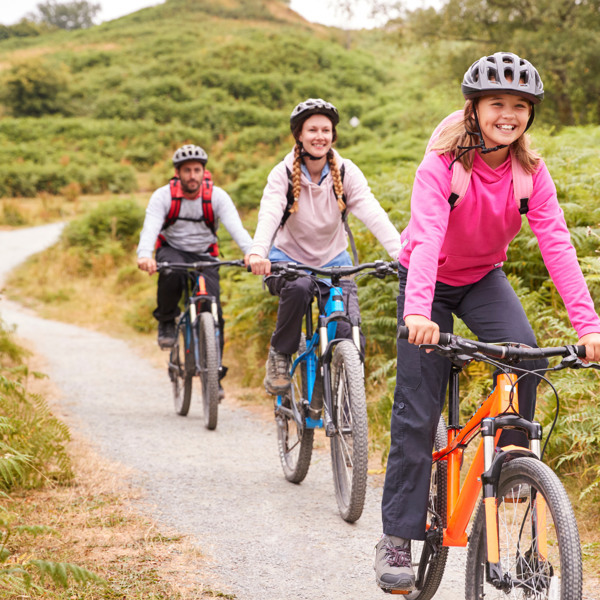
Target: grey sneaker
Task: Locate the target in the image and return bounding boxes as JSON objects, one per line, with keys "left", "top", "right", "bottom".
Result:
{"left": 374, "top": 535, "right": 415, "bottom": 592}
{"left": 264, "top": 346, "right": 291, "bottom": 395}
{"left": 157, "top": 320, "right": 176, "bottom": 349}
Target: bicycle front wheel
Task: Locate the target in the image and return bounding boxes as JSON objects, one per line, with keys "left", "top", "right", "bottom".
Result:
{"left": 170, "top": 322, "right": 194, "bottom": 416}
{"left": 198, "top": 312, "right": 220, "bottom": 430}
{"left": 329, "top": 340, "right": 368, "bottom": 523}
{"left": 407, "top": 415, "right": 449, "bottom": 600}
{"left": 276, "top": 335, "right": 314, "bottom": 483}
{"left": 466, "top": 457, "right": 582, "bottom": 600}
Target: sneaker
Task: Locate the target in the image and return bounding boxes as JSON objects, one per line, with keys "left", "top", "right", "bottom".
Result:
{"left": 157, "top": 320, "right": 176, "bottom": 349}
{"left": 264, "top": 346, "right": 291, "bottom": 395}
{"left": 374, "top": 535, "right": 415, "bottom": 592}
{"left": 218, "top": 383, "right": 225, "bottom": 402}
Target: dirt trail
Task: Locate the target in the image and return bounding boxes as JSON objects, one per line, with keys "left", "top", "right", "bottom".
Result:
{"left": 0, "top": 223, "right": 464, "bottom": 599}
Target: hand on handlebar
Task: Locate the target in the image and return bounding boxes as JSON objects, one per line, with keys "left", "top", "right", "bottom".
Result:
{"left": 248, "top": 253, "right": 271, "bottom": 275}
{"left": 578, "top": 332, "right": 600, "bottom": 363}
{"left": 404, "top": 315, "right": 440, "bottom": 348}
{"left": 137, "top": 257, "right": 157, "bottom": 276}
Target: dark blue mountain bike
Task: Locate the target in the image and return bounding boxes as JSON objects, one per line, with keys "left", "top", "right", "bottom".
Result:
{"left": 156, "top": 259, "right": 244, "bottom": 429}
{"left": 267, "top": 260, "right": 398, "bottom": 522}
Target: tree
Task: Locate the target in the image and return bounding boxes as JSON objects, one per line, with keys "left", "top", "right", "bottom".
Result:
{"left": 30, "top": 0, "right": 100, "bottom": 30}
{"left": 401, "top": 0, "right": 600, "bottom": 126}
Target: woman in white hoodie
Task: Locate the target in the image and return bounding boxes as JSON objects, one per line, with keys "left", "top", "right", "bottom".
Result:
{"left": 248, "top": 98, "right": 401, "bottom": 395}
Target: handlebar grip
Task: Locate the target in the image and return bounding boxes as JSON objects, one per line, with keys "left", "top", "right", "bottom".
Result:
{"left": 397, "top": 325, "right": 452, "bottom": 346}
{"left": 397, "top": 325, "right": 409, "bottom": 339}
{"left": 575, "top": 345, "right": 587, "bottom": 358}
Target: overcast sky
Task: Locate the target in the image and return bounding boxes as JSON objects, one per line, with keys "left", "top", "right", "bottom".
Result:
{"left": 1, "top": 0, "right": 439, "bottom": 28}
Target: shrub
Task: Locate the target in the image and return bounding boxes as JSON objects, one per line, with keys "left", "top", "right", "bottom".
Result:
{"left": 62, "top": 198, "right": 144, "bottom": 252}
{"left": 0, "top": 58, "right": 73, "bottom": 117}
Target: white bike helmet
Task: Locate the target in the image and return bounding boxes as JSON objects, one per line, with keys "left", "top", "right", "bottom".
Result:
{"left": 290, "top": 98, "right": 340, "bottom": 133}
{"left": 172, "top": 144, "right": 208, "bottom": 167}
{"left": 462, "top": 52, "right": 544, "bottom": 104}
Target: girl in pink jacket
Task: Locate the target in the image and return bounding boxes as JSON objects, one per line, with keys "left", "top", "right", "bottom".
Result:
{"left": 248, "top": 98, "right": 401, "bottom": 395}
{"left": 375, "top": 52, "right": 600, "bottom": 593}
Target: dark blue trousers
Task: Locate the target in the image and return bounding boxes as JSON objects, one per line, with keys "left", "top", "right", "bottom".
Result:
{"left": 265, "top": 275, "right": 362, "bottom": 355}
{"left": 154, "top": 245, "right": 223, "bottom": 352}
{"left": 381, "top": 266, "right": 547, "bottom": 540}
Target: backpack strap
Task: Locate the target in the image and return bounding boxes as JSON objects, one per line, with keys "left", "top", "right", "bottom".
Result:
{"left": 201, "top": 169, "right": 215, "bottom": 233}
{"left": 158, "top": 173, "right": 219, "bottom": 257}
{"left": 275, "top": 163, "right": 357, "bottom": 263}
{"left": 510, "top": 151, "right": 533, "bottom": 215}
{"left": 447, "top": 157, "right": 532, "bottom": 214}
{"left": 448, "top": 161, "right": 472, "bottom": 209}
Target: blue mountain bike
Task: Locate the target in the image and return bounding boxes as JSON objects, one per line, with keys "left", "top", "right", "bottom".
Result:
{"left": 267, "top": 260, "right": 398, "bottom": 522}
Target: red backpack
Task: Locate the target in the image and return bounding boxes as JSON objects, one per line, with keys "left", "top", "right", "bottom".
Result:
{"left": 426, "top": 110, "right": 533, "bottom": 215}
{"left": 156, "top": 169, "right": 218, "bottom": 256}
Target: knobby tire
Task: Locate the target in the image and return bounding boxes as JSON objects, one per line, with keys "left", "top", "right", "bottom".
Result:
{"left": 465, "top": 457, "right": 582, "bottom": 600}
{"left": 171, "top": 320, "right": 194, "bottom": 416}
{"left": 276, "top": 335, "right": 314, "bottom": 483}
{"left": 406, "top": 415, "right": 449, "bottom": 600}
{"left": 199, "top": 312, "right": 219, "bottom": 430}
{"left": 330, "top": 340, "right": 368, "bottom": 523}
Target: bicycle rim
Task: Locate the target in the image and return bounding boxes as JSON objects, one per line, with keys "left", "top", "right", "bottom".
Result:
{"left": 329, "top": 340, "right": 368, "bottom": 523}
{"left": 466, "top": 457, "right": 582, "bottom": 600}
{"left": 276, "top": 335, "right": 314, "bottom": 483}
{"left": 199, "top": 312, "right": 219, "bottom": 430}
{"left": 171, "top": 323, "right": 193, "bottom": 416}
{"left": 407, "top": 415, "right": 449, "bottom": 600}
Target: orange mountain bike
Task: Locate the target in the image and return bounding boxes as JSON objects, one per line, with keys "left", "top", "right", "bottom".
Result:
{"left": 393, "top": 326, "right": 593, "bottom": 600}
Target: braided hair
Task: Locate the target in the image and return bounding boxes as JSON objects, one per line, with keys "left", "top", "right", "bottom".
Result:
{"left": 288, "top": 145, "right": 345, "bottom": 215}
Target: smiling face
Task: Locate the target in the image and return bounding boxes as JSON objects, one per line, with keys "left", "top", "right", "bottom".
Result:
{"left": 476, "top": 93, "right": 532, "bottom": 150}
{"left": 298, "top": 114, "right": 334, "bottom": 159}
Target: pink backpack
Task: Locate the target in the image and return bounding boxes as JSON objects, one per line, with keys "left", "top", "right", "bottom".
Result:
{"left": 426, "top": 110, "right": 532, "bottom": 214}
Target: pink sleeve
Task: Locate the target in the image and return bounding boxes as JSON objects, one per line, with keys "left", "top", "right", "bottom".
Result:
{"left": 403, "top": 153, "right": 453, "bottom": 319}
{"left": 527, "top": 163, "right": 600, "bottom": 337}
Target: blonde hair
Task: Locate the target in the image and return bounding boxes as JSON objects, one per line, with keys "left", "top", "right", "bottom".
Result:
{"left": 430, "top": 100, "right": 541, "bottom": 174}
{"left": 288, "top": 144, "right": 345, "bottom": 215}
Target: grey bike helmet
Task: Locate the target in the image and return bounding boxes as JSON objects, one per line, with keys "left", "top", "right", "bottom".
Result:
{"left": 462, "top": 52, "right": 544, "bottom": 105}
{"left": 290, "top": 98, "right": 340, "bottom": 133}
{"left": 172, "top": 144, "right": 208, "bottom": 167}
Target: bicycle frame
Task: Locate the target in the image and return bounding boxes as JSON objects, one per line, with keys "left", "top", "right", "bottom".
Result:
{"left": 277, "top": 280, "right": 362, "bottom": 437}
{"left": 423, "top": 361, "right": 555, "bottom": 594}
{"left": 177, "top": 272, "right": 221, "bottom": 379}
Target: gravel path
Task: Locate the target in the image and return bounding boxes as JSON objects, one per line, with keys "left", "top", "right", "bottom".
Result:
{"left": 0, "top": 223, "right": 464, "bottom": 599}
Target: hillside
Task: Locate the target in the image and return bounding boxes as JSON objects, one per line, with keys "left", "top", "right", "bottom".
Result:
{"left": 0, "top": 0, "right": 461, "bottom": 204}
{"left": 1, "top": 0, "right": 600, "bottom": 517}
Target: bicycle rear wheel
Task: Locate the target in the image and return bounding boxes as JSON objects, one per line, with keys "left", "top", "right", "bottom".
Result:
{"left": 407, "top": 415, "right": 449, "bottom": 600}
{"left": 329, "top": 340, "right": 368, "bottom": 523}
{"left": 276, "top": 335, "right": 314, "bottom": 483}
{"left": 466, "top": 457, "right": 582, "bottom": 600}
{"left": 198, "top": 312, "right": 220, "bottom": 430}
{"left": 170, "top": 321, "right": 194, "bottom": 416}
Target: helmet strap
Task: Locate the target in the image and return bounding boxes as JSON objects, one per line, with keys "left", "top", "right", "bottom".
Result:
{"left": 449, "top": 106, "right": 507, "bottom": 170}
{"left": 298, "top": 143, "right": 322, "bottom": 162}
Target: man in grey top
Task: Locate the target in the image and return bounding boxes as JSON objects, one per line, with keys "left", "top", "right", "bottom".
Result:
{"left": 137, "top": 144, "right": 252, "bottom": 357}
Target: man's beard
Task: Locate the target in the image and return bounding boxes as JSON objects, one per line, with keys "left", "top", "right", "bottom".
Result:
{"left": 181, "top": 180, "right": 200, "bottom": 195}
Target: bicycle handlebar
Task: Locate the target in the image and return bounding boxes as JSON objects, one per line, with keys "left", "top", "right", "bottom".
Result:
{"left": 397, "top": 326, "right": 587, "bottom": 361}
{"left": 264, "top": 260, "right": 399, "bottom": 279}
{"left": 156, "top": 259, "right": 245, "bottom": 271}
